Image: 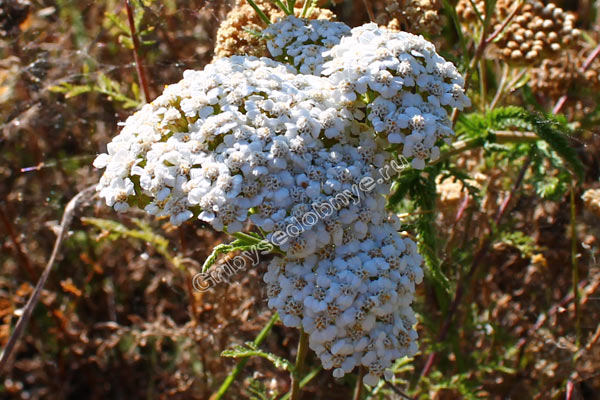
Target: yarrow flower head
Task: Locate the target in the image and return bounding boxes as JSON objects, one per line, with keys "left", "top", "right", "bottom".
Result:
{"left": 93, "top": 15, "right": 469, "bottom": 386}
{"left": 322, "top": 23, "right": 471, "bottom": 169}
{"left": 263, "top": 16, "right": 351, "bottom": 75}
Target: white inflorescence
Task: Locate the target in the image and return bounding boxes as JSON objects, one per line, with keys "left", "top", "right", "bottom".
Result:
{"left": 93, "top": 16, "right": 469, "bottom": 385}
{"left": 263, "top": 16, "right": 351, "bottom": 75}
{"left": 321, "top": 23, "right": 471, "bottom": 169}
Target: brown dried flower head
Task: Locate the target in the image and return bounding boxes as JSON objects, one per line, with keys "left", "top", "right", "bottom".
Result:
{"left": 530, "top": 43, "right": 600, "bottom": 99}
{"left": 456, "top": 0, "right": 580, "bottom": 63}
{"left": 377, "top": 0, "right": 443, "bottom": 36}
{"left": 213, "top": 0, "right": 334, "bottom": 60}
{"left": 582, "top": 188, "right": 600, "bottom": 217}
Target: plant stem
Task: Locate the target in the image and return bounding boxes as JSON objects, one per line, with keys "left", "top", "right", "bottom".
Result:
{"left": 300, "top": 0, "right": 312, "bottom": 18}
{"left": 384, "top": 380, "right": 415, "bottom": 400}
{"left": 570, "top": 186, "right": 581, "bottom": 347}
{"left": 0, "top": 186, "right": 96, "bottom": 373}
{"left": 452, "top": 0, "right": 523, "bottom": 123}
{"left": 478, "top": 59, "right": 487, "bottom": 111}
{"left": 210, "top": 313, "right": 279, "bottom": 400}
{"left": 353, "top": 366, "right": 365, "bottom": 400}
{"left": 362, "top": 0, "right": 375, "bottom": 21}
{"left": 125, "top": 0, "right": 151, "bottom": 103}
{"left": 433, "top": 130, "right": 538, "bottom": 165}
{"left": 246, "top": 0, "right": 272, "bottom": 25}
{"left": 290, "top": 329, "right": 309, "bottom": 400}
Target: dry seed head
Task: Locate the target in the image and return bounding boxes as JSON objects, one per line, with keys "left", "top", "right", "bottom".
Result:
{"left": 582, "top": 189, "right": 600, "bottom": 217}
{"left": 213, "top": 0, "right": 334, "bottom": 60}
{"left": 456, "top": 0, "right": 579, "bottom": 64}
{"left": 378, "top": 0, "right": 443, "bottom": 36}
{"left": 530, "top": 43, "right": 600, "bottom": 99}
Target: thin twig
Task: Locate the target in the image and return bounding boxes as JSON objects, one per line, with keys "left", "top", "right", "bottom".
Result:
{"left": 570, "top": 186, "right": 581, "bottom": 346}
{"left": 489, "top": 63, "right": 509, "bottom": 110}
{"left": 384, "top": 380, "right": 415, "bottom": 400}
{"left": 125, "top": 0, "right": 151, "bottom": 103}
{"left": 0, "top": 185, "right": 96, "bottom": 373}
{"left": 483, "top": 0, "right": 523, "bottom": 46}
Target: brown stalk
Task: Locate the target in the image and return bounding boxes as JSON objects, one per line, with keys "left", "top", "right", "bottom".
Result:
{"left": 125, "top": 0, "right": 151, "bottom": 103}
{"left": 353, "top": 366, "right": 365, "bottom": 400}
{"left": 0, "top": 186, "right": 96, "bottom": 373}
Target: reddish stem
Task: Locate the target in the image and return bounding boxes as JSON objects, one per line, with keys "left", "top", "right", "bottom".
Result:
{"left": 125, "top": 0, "right": 151, "bottom": 103}
{"left": 553, "top": 43, "right": 600, "bottom": 114}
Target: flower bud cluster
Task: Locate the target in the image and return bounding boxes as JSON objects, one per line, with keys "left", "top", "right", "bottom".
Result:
{"left": 457, "top": 0, "right": 579, "bottom": 63}
{"left": 530, "top": 44, "right": 600, "bottom": 99}
{"left": 94, "top": 16, "right": 469, "bottom": 385}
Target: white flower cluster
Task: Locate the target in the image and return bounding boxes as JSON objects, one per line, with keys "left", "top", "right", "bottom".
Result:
{"left": 320, "top": 23, "right": 471, "bottom": 169}
{"left": 94, "top": 56, "right": 356, "bottom": 228}
{"left": 264, "top": 195, "right": 424, "bottom": 386}
{"left": 94, "top": 16, "right": 469, "bottom": 385}
{"left": 264, "top": 16, "right": 350, "bottom": 75}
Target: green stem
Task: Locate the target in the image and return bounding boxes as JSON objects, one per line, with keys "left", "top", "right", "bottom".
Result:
{"left": 289, "top": 330, "right": 309, "bottom": 400}
{"left": 570, "top": 186, "right": 581, "bottom": 347}
{"left": 210, "top": 313, "right": 279, "bottom": 400}
{"left": 478, "top": 59, "right": 487, "bottom": 112}
{"left": 432, "top": 130, "right": 538, "bottom": 165}
{"left": 271, "top": 0, "right": 291, "bottom": 14}
{"left": 353, "top": 366, "right": 365, "bottom": 400}
{"left": 300, "top": 0, "right": 311, "bottom": 17}
{"left": 246, "top": 0, "right": 272, "bottom": 25}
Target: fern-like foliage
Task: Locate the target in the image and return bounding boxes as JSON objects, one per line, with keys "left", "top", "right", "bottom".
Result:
{"left": 457, "top": 106, "right": 584, "bottom": 180}
{"left": 221, "top": 342, "right": 293, "bottom": 372}
{"left": 389, "top": 165, "right": 451, "bottom": 308}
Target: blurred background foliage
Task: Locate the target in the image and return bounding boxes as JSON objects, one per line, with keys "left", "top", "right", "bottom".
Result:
{"left": 0, "top": 0, "right": 599, "bottom": 399}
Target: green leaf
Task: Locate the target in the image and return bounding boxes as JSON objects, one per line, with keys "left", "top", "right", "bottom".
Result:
{"left": 202, "top": 239, "right": 250, "bottom": 272}
{"left": 389, "top": 166, "right": 451, "bottom": 307}
{"left": 490, "top": 107, "right": 583, "bottom": 179}
{"left": 82, "top": 217, "right": 173, "bottom": 262}
{"left": 459, "top": 107, "right": 584, "bottom": 180}
{"left": 221, "top": 342, "right": 293, "bottom": 372}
